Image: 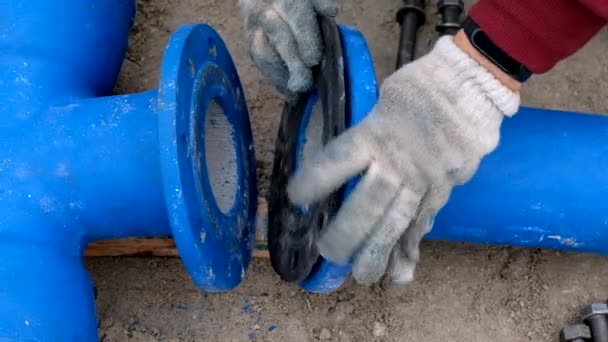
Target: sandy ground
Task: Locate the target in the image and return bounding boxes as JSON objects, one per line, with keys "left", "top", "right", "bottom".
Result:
{"left": 89, "top": 0, "right": 608, "bottom": 341}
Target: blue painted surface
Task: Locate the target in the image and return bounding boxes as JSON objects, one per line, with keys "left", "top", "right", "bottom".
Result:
{"left": 427, "top": 106, "right": 608, "bottom": 253}
{"left": 298, "top": 24, "right": 379, "bottom": 293}
{"left": 157, "top": 23, "right": 257, "bottom": 293}
{"left": 0, "top": 1, "right": 256, "bottom": 340}
{"left": 297, "top": 23, "right": 608, "bottom": 293}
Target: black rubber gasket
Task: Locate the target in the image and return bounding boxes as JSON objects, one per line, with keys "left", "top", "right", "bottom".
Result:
{"left": 267, "top": 16, "right": 346, "bottom": 283}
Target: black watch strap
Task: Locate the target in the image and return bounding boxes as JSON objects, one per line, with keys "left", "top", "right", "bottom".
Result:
{"left": 462, "top": 16, "right": 532, "bottom": 83}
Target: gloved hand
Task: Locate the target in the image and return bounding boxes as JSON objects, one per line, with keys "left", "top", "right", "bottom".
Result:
{"left": 238, "top": 0, "right": 338, "bottom": 94}
{"left": 287, "top": 36, "right": 520, "bottom": 285}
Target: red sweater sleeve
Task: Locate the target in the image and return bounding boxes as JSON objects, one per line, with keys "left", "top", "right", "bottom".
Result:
{"left": 469, "top": 0, "right": 607, "bottom": 74}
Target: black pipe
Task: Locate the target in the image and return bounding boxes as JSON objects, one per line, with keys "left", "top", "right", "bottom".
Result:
{"left": 396, "top": 0, "right": 425, "bottom": 68}
{"left": 436, "top": 0, "right": 464, "bottom": 35}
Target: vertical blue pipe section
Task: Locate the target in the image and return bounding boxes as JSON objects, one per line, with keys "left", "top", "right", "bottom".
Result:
{"left": 0, "top": 1, "right": 143, "bottom": 340}
{"left": 0, "top": 0, "right": 136, "bottom": 98}
{"left": 0, "top": 243, "right": 97, "bottom": 341}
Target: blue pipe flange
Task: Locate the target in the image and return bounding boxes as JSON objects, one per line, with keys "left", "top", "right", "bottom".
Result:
{"left": 267, "top": 18, "right": 378, "bottom": 293}
{"left": 158, "top": 23, "right": 257, "bottom": 292}
{"left": 0, "top": 1, "right": 256, "bottom": 340}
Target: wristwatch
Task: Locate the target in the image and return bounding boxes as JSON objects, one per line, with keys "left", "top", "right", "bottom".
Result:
{"left": 462, "top": 16, "right": 532, "bottom": 83}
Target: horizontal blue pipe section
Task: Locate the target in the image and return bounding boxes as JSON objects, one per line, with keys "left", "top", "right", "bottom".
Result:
{"left": 0, "top": 90, "right": 171, "bottom": 254}
{"left": 428, "top": 106, "right": 608, "bottom": 253}
{"left": 51, "top": 92, "right": 171, "bottom": 242}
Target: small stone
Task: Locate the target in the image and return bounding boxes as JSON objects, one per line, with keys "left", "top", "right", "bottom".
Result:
{"left": 150, "top": 328, "right": 161, "bottom": 337}
{"left": 339, "top": 302, "right": 355, "bottom": 314}
{"left": 254, "top": 324, "right": 261, "bottom": 331}
{"left": 319, "top": 328, "right": 332, "bottom": 340}
{"left": 373, "top": 322, "right": 387, "bottom": 337}
{"left": 102, "top": 318, "right": 115, "bottom": 329}
{"left": 519, "top": 301, "right": 525, "bottom": 308}
{"left": 334, "top": 302, "right": 355, "bottom": 322}
{"left": 542, "top": 284, "right": 549, "bottom": 291}
{"left": 338, "top": 331, "right": 352, "bottom": 342}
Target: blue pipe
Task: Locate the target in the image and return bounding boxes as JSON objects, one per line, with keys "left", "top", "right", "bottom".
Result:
{"left": 428, "top": 106, "right": 608, "bottom": 251}
{"left": 0, "top": 1, "right": 257, "bottom": 340}
{"left": 296, "top": 23, "right": 608, "bottom": 293}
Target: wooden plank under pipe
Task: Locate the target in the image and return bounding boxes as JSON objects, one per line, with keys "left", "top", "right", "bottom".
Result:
{"left": 84, "top": 198, "right": 270, "bottom": 259}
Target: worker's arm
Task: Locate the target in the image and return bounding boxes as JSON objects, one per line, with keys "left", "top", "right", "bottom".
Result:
{"left": 469, "top": 0, "right": 607, "bottom": 75}
{"left": 286, "top": 0, "right": 607, "bottom": 285}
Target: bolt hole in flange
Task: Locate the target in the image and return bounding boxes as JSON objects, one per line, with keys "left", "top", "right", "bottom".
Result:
{"left": 296, "top": 92, "right": 324, "bottom": 171}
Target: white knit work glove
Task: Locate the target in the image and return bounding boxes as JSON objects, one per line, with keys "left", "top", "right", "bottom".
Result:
{"left": 287, "top": 36, "right": 521, "bottom": 285}
{"left": 238, "top": 0, "right": 338, "bottom": 93}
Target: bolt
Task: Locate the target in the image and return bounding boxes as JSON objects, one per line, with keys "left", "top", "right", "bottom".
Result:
{"left": 436, "top": 0, "right": 464, "bottom": 35}
{"left": 395, "top": 0, "right": 425, "bottom": 68}
{"left": 581, "top": 303, "right": 608, "bottom": 342}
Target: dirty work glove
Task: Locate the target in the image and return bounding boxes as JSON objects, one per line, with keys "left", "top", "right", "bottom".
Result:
{"left": 238, "top": 0, "right": 338, "bottom": 93}
{"left": 287, "top": 36, "right": 520, "bottom": 285}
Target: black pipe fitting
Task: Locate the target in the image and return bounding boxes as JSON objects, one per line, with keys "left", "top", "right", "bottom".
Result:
{"left": 436, "top": 0, "right": 464, "bottom": 35}
{"left": 396, "top": 0, "right": 425, "bottom": 68}
{"left": 267, "top": 16, "right": 346, "bottom": 282}
{"left": 581, "top": 303, "right": 608, "bottom": 342}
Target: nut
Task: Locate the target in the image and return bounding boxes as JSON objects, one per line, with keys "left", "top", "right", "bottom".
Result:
{"left": 560, "top": 324, "right": 591, "bottom": 342}
{"left": 437, "top": 0, "right": 464, "bottom": 9}
{"left": 581, "top": 303, "right": 608, "bottom": 321}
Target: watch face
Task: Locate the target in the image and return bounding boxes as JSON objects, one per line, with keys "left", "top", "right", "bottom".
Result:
{"left": 465, "top": 18, "right": 531, "bottom": 82}
{"left": 470, "top": 29, "right": 520, "bottom": 75}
